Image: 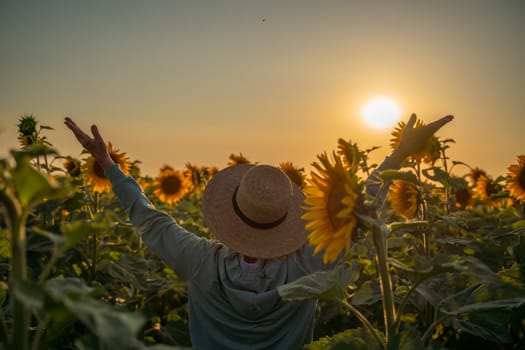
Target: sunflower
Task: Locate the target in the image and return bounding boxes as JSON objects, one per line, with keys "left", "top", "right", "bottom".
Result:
{"left": 128, "top": 161, "right": 152, "bottom": 190}
{"left": 473, "top": 175, "right": 501, "bottom": 207}
{"left": 447, "top": 177, "right": 473, "bottom": 210}
{"left": 279, "top": 161, "right": 306, "bottom": 189}
{"left": 302, "top": 152, "right": 359, "bottom": 264}
{"left": 183, "top": 163, "right": 218, "bottom": 191}
{"left": 389, "top": 179, "right": 419, "bottom": 219}
{"left": 64, "top": 158, "right": 82, "bottom": 177}
{"left": 17, "top": 134, "right": 35, "bottom": 149}
{"left": 468, "top": 167, "right": 487, "bottom": 186}
{"left": 228, "top": 153, "right": 251, "bottom": 166}
{"left": 506, "top": 155, "right": 525, "bottom": 202}
{"left": 128, "top": 160, "right": 142, "bottom": 177}
{"left": 184, "top": 163, "right": 199, "bottom": 186}
{"left": 390, "top": 118, "right": 440, "bottom": 164}
{"left": 337, "top": 138, "right": 362, "bottom": 171}
{"left": 452, "top": 187, "right": 472, "bottom": 210}
{"left": 204, "top": 166, "right": 219, "bottom": 179}
{"left": 153, "top": 165, "right": 190, "bottom": 205}
{"left": 17, "top": 114, "right": 37, "bottom": 136}
{"left": 83, "top": 142, "right": 131, "bottom": 193}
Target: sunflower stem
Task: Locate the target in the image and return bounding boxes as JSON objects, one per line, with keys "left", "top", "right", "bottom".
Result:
{"left": 420, "top": 198, "right": 430, "bottom": 256}
{"left": 421, "top": 315, "right": 448, "bottom": 344}
{"left": 341, "top": 299, "right": 386, "bottom": 350}
{"left": 371, "top": 225, "right": 396, "bottom": 343}
{"left": 0, "top": 190, "right": 30, "bottom": 350}
{"left": 441, "top": 145, "right": 450, "bottom": 215}
{"left": 394, "top": 278, "right": 424, "bottom": 333}
{"left": 31, "top": 314, "right": 51, "bottom": 350}
{"left": 90, "top": 192, "right": 99, "bottom": 282}
{"left": 0, "top": 304, "right": 9, "bottom": 346}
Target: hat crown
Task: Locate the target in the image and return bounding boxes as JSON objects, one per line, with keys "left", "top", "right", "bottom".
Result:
{"left": 235, "top": 165, "right": 293, "bottom": 224}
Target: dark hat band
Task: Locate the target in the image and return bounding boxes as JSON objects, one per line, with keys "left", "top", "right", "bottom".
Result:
{"left": 232, "top": 187, "right": 288, "bottom": 230}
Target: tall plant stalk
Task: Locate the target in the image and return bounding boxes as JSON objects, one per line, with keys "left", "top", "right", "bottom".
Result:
{"left": 341, "top": 299, "right": 386, "bottom": 349}
{"left": 90, "top": 192, "right": 99, "bottom": 282}
{"left": 0, "top": 191, "right": 30, "bottom": 350}
{"left": 371, "top": 224, "right": 396, "bottom": 342}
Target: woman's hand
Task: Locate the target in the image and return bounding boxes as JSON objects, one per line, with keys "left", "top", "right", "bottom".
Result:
{"left": 64, "top": 117, "right": 115, "bottom": 171}
{"left": 393, "top": 113, "right": 454, "bottom": 161}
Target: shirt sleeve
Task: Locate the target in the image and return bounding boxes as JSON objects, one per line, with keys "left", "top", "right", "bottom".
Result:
{"left": 105, "top": 164, "right": 213, "bottom": 281}
{"left": 365, "top": 154, "right": 404, "bottom": 203}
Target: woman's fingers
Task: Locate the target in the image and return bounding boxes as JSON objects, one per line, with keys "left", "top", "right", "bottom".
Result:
{"left": 91, "top": 124, "right": 104, "bottom": 143}
{"left": 406, "top": 113, "right": 417, "bottom": 129}
{"left": 425, "top": 115, "right": 454, "bottom": 135}
{"left": 64, "top": 117, "right": 88, "bottom": 139}
{"left": 64, "top": 118, "right": 105, "bottom": 150}
{"left": 404, "top": 114, "right": 454, "bottom": 137}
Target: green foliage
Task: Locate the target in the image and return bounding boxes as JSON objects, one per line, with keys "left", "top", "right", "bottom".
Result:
{"left": 1, "top": 115, "right": 525, "bottom": 349}
{"left": 305, "top": 326, "right": 380, "bottom": 350}
{"left": 0, "top": 125, "right": 194, "bottom": 349}
{"left": 278, "top": 262, "right": 361, "bottom": 301}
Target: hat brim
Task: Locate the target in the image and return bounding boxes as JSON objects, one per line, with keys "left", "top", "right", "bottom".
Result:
{"left": 201, "top": 164, "right": 307, "bottom": 259}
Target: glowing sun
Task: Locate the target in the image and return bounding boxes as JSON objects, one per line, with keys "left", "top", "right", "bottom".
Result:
{"left": 361, "top": 97, "right": 401, "bottom": 129}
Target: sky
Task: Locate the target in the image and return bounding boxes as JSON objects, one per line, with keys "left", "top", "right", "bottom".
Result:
{"left": 1, "top": 0, "right": 524, "bottom": 178}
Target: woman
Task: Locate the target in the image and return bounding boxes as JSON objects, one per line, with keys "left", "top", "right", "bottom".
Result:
{"left": 65, "top": 114, "right": 452, "bottom": 349}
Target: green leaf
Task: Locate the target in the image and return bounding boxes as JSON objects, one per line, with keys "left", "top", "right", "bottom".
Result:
{"left": 355, "top": 212, "right": 385, "bottom": 231}
{"left": 388, "top": 326, "right": 424, "bottom": 350}
{"left": 304, "top": 326, "right": 380, "bottom": 350}
{"left": 11, "top": 144, "right": 57, "bottom": 158}
{"left": 147, "top": 346, "right": 193, "bottom": 350}
{"left": 412, "top": 255, "right": 499, "bottom": 284}
{"left": 13, "top": 280, "right": 46, "bottom": 310}
{"left": 379, "top": 170, "right": 419, "bottom": 184}
{"left": 61, "top": 220, "right": 106, "bottom": 246}
{"left": 277, "top": 262, "right": 360, "bottom": 301}
{"left": 43, "top": 277, "right": 145, "bottom": 349}
{"left": 452, "top": 318, "right": 513, "bottom": 344}
{"left": 388, "top": 258, "right": 416, "bottom": 273}
{"left": 389, "top": 220, "right": 428, "bottom": 235}
{"left": 511, "top": 220, "right": 525, "bottom": 230}
{"left": 0, "top": 229, "right": 11, "bottom": 258}
{"left": 351, "top": 280, "right": 381, "bottom": 306}
{"left": 11, "top": 156, "right": 71, "bottom": 208}
{"left": 64, "top": 298, "right": 145, "bottom": 349}
{"left": 45, "top": 277, "right": 95, "bottom": 299}
{"left": 438, "top": 256, "right": 498, "bottom": 284}
{"left": 443, "top": 297, "right": 525, "bottom": 316}
{"left": 350, "top": 242, "right": 370, "bottom": 257}
{"left": 33, "top": 227, "right": 67, "bottom": 248}
{"left": 422, "top": 167, "right": 452, "bottom": 185}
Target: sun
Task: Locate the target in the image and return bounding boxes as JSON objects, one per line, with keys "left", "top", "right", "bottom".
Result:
{"left": 361, "top": 97, "right": 401, "bottom": 129}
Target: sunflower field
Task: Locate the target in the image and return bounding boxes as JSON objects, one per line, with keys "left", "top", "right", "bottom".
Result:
{"left": 1, "top": 114, "right": 525, "bottom": 349}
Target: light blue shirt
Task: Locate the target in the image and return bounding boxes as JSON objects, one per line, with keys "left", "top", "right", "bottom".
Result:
{"left": 106, "top": 165, "right": 330, "bottom": 350}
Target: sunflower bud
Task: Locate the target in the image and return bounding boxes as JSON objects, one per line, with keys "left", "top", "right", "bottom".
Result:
{"left": 64, "top": 158, "right": 82, "bottom": 177}
{"left": 17, "top": 115, "right": 37, "bottom": 136}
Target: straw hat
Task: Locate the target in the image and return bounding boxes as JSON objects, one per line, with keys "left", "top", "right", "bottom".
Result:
{"left": 202, "top": 164, "right": 307, "bottom": 259}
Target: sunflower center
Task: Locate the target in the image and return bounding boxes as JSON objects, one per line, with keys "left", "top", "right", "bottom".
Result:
{"left": 161, "top": 176, "right": 182, "bottom": 195}
{"left": 518, "top": 167, "right": 525, "bottom": 189}
{"left": 400, "top": 187, "right": 413, "bottom": 210}
{"left": 19, "top": 119, "right": 37, "bottom": 135}
{"left": 485, "top": 181, "right": 498, "bottom": 196}
{"left": 327, "top": 181, "right": 346, "bottom": 228}
{"left": 455, "top": 188, "right": 471, "bottom": 207}
{"left": 65, "top": 160, "right": 81, "bottom": 177}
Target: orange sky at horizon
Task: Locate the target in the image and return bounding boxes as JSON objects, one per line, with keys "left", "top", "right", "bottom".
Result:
{"left": 1, "top": 1, "right": 524, "bottom": 178}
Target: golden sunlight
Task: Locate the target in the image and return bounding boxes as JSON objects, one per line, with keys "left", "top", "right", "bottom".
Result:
{"left": 361, "top": 97, "right": 401, "bottom": 129}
